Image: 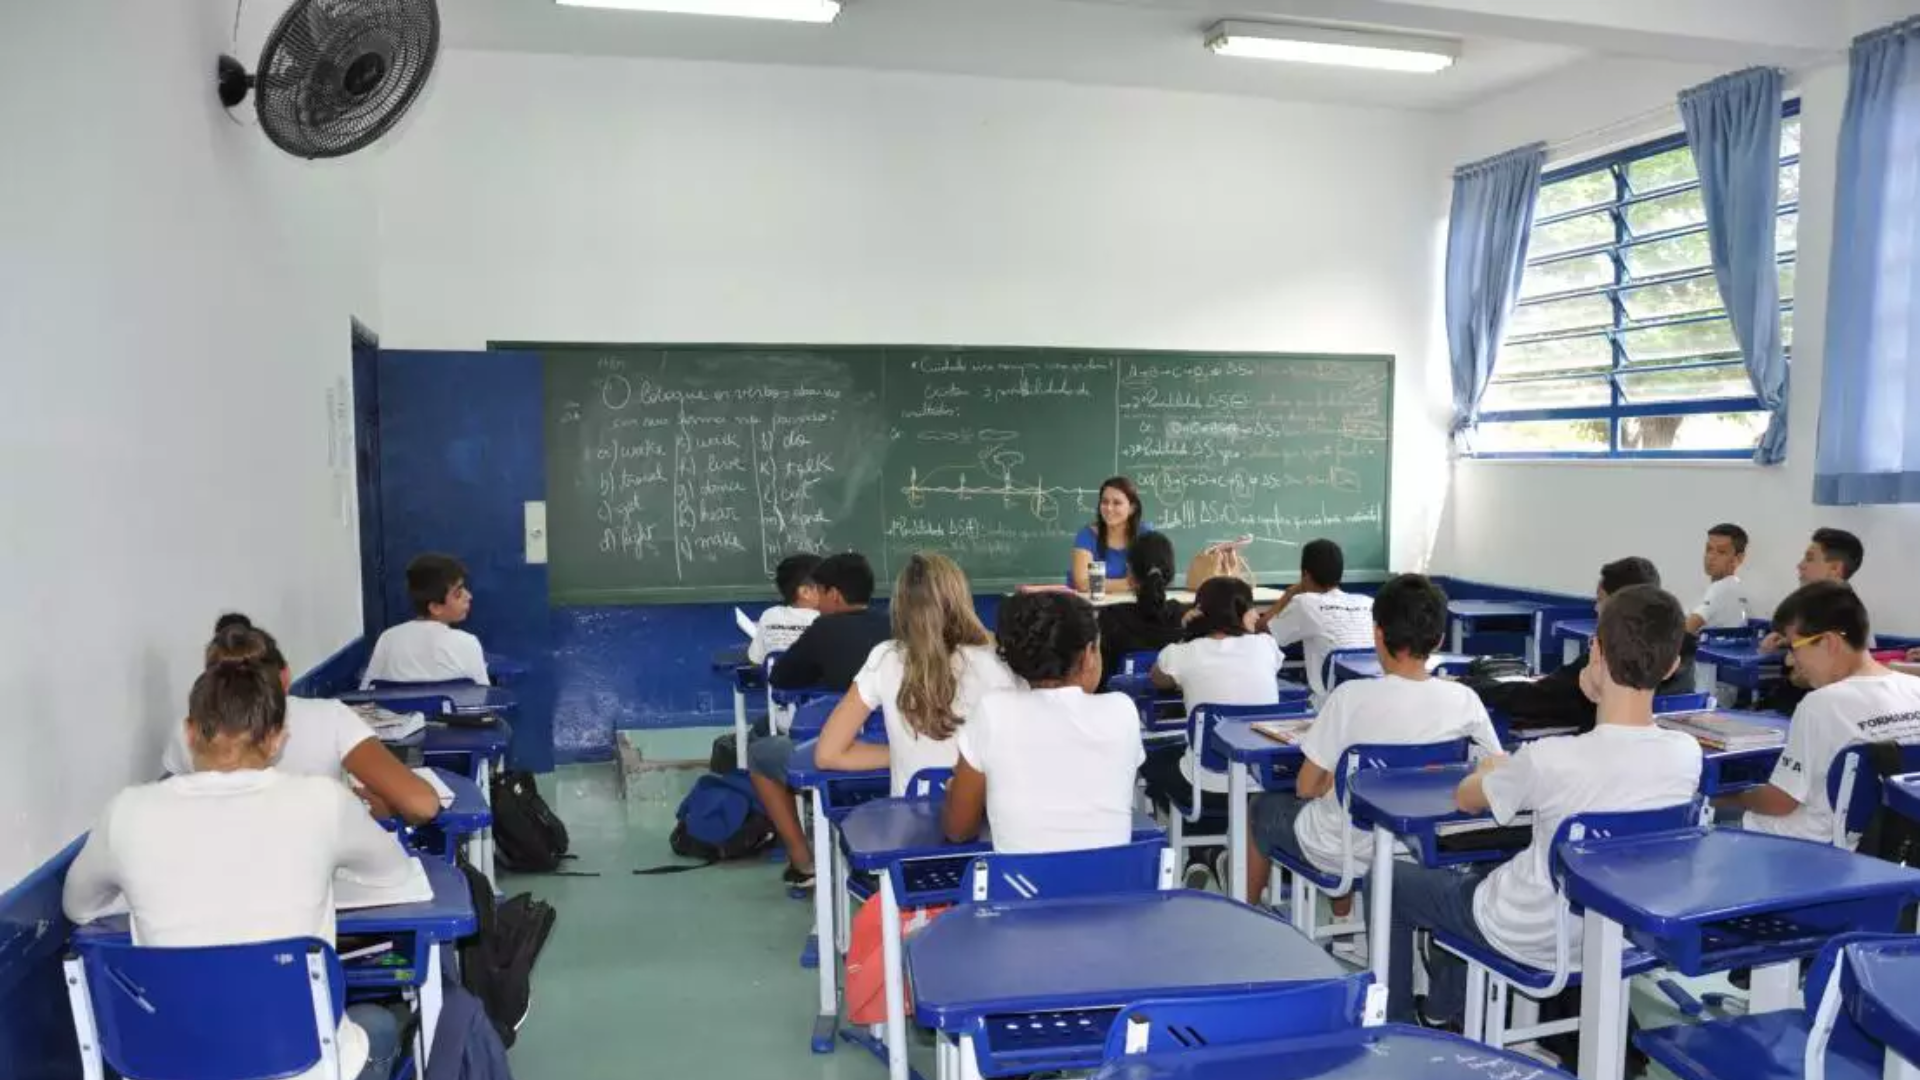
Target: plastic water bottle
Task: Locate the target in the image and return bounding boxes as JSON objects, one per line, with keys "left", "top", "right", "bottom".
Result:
{"left": 1088, "top": 560, "right": 1107, "bottom": 600}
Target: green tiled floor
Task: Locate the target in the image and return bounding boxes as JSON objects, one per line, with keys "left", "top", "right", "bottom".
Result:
{"left": 501, "top": 733, "right": 1692, "bottom": 1079}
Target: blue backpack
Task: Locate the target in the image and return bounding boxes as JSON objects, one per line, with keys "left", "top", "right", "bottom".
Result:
{"left": 654, "top": 773, "right": 776, "bottom": 868}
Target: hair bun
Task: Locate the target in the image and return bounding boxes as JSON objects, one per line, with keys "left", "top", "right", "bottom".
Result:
{"left": 214, "top": 612, "right": 255, "bottom": 634}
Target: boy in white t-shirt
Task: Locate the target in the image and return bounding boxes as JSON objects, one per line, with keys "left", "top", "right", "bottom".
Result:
{"left": 1246, "top": 575, "right": 1503, "bottom": 905}
{"left": 361, "top": 553, "right": 491, "bottom": 688}
{"left": 1385, "top": 585, "right": 1703, "bottom": 1026}
{"left": 1256, "top": 539, "right": 1374, "bottom": 703}
{"left": 747, "top": 554, "right": 822, "bottom": 665}
{"left": 1687, "top": 523, "right": 1752, "bottom": 633}
{"left": 1728, "top": 581, "right": 1920, "bottom": 847}
{"left": 946, "top": 591, "right": 1145, "bottom": 853}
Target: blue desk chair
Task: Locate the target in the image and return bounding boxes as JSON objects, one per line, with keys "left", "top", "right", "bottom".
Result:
{"left": 1826, "top": 743, "right": 1920, "bottom": 850}
{"left": 787, "top": 696, "right": 887, "bottom": 745}
{"left": 1435, "top": 798, "right": 1708, "bottom": 1052}
{"left": 1121, "top": 650, "right": 1161, "bottom": 675}
{"left": 1100, "top": 982, "right": 1378, "bottom": 1059}
{"left": 1635, "top": 931, "right": 1893, "bottom": 1080}
{"left": 66, "top": 938, "right": 351, "bottom": 1080}
{"left": 1173, "top": 702, "right": 1314, "bottom": 881}
{"left": 1323, "top": 648, "right": 1373, "bottom": 692}
{"left": 1269, "top": 740, "right": 1470, "bottom": 942}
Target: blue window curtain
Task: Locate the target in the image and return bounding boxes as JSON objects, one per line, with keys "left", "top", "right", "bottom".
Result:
{"left": 1816, "top": 18, "right": 1920, "bottom": 505}
{"left": 1679, "top": 67, "right": 1788, "bottom": 465}
{"left": 1446, "top": 144, "right": 1545, "bottom": 444}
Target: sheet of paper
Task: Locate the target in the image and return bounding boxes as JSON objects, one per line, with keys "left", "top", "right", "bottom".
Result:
{"left": 735, "top": 607, "right": 757, "bottom": 639}
{"left": 413, "top": 767, "right": 457, "bottom": 807}
{"left": 335, "top": 858, "right": 433, "bottom": 911}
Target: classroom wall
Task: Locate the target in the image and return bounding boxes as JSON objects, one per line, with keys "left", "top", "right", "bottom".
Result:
{"left": 370, "top": 49, "right": 1453, "bottom": 749}
{"left": 1429, "top": 56, "right": 1920, "bottom": 634}
{"left": 0, "top": 0, "right": 378, "bottom": 884}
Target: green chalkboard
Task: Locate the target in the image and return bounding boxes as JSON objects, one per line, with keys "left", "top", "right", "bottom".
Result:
{"left": 534, "top": 344, "right": 1391, "bottom": 605}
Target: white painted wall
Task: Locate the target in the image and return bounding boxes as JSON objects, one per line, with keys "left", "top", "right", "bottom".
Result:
{"left": 1432, "top": 56, "right": 1920, "bottom": 632}
{"left": 373, "top": 49, "right": 1455, "bottom": 573}
{"left": 0, "top": 0, "right": 377, "bottom": 882}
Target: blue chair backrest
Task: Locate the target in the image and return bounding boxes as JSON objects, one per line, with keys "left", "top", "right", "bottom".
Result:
{"left": 1324, "top": 647, "right": 1375, "bottom": 689}
{"left": 68, "top": 938, "right": 345, "bottom": 1080}
{"left": 966, "top": 839, "right": 1171, "bottom": 902}
{"left": 1101, "top": 980, "right": 1374, "bottom": 1058}
{"left": 1805, "top": 931, "right": 1908, "bottom": 1063}
{"left": 786, "top": 696, "right": 888, "bottom": 744}
{"left": 905, "top": 768, "right": 952, "bottom": 800}
{"left": 1187, "top": 701, "right": 1315, "bottom": 775}
{"left": 1122, "top": 650, "right": 1160, "bottom": 675}
{"left": 1825, "top": 743, "right": 1920, "bottom": 840}
{"left": 1653, "top": 692, "right": 1714, "bottom": 715}
{"left": 1332, "top": 740, "right": 1472, "bottom": 814}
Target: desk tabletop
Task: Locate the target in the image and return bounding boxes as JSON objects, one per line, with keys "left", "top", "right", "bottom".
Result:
{"left": 1843, "top": 937, "right": 1920, "bottom": 1065}
{"left": 381, "top": 768, "right": 490, "bottom": 833}
{"left": 1208, "top": 721, "right": 1310, "bottom": 766}
{"left": 1560, "top": 828, "right": 1920, "bottom": 939}
{"left": 1694, "top": 640, "right": 1783, "bottom": 670}
{"left": 74, "top": 857, "right": 478, "bottom": 944}
{"left": 1346, "top": 765, "right": 1485, "bottom": 835}
{"left": 1552, "top": 618, "right": 1598, "bottom": 641}
{"left": 1088, "top": 1026, "right": 1576, "bottom": 1080}
{"left": 1448, "top": 600, "right": 1545, "bottom": 618}
{"left": 337, "top": 682, "right": 517, "bottom": 716}
{"left": 909, "top": 891, "right": 1346, "bottom": 1029}
{"left": 1884, "top": 773, "right": 1920, "bottom": 824}
{"left": 422, "top": 721, "right": 512, "bottom": 756}
{"left": 1334, "top": 653, "right": 1474, "bottom": 681}
{"left": 836, "top": 800, "right": 1163, "bottom": 871}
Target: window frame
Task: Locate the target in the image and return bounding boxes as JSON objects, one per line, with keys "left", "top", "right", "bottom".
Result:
{"left": 1467, "top": 99, "right": 1800, "bottom": 461}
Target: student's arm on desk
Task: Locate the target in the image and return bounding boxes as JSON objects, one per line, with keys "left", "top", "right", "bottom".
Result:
{"left": 61, "top": 804, "right": 124, "bottom": 924}
{"left": 813, "top": 690, "right": 890, "bottom": 772}
{"left": 1685, "top": 613, "right": 1707, "bottom": 635}
{"left": 1255, "top": 584, "right": 1305, "bottom": 636}
{"left": 333, "top": 787, "right": 418, "bottom": 885}
{"left": 1456, "top": 753, "right": 1519, "bottom": 816}
{"left": 942, "top": 759, "right": 987, "bottom": 843}
{"left": 345, "top": 740, "right": 441, "bottom": 825}
{"left": 1718, "top": 784, "right": 1800, "bottom": 817}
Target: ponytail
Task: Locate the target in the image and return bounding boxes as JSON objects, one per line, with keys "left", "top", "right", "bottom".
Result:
{"left": 891, "top": 553, "right": 991, "bottom": 740}
{"left": 1126, "top": 532, "right": 1179, "bottom": 628}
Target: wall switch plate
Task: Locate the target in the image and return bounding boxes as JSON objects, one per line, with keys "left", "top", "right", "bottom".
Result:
{"left": 525, "top": 501, "right": 548, "bottom": 564}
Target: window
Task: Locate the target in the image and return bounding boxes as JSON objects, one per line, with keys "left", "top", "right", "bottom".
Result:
{"left": 1470, "top": 104, "right": 1799, "bottom": 458}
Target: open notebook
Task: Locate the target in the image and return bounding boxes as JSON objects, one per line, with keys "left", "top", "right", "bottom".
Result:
{"left": 1250, "top": 718, "right": 1312, "bottom": 744}
{"left": 89, "top": 856, "right": 435, "bottom": 919}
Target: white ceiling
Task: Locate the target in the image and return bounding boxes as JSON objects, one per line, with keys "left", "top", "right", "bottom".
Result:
{"left": 432, "top": 0, "right": 1861, "bottom": 111}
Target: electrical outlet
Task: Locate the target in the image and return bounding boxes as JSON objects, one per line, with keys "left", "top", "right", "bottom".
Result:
{"left": 525, "top": 502, "right": 548, "bottom": 564}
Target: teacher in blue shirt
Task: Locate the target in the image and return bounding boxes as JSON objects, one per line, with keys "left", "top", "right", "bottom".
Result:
{"left": 1070, "top": 475, "right": 1150, "bottom": 594}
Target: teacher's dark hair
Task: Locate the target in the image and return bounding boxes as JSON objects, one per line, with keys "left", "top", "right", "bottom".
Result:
{"left": 1093, "top": 476, "right": 1143, "bottom": 559}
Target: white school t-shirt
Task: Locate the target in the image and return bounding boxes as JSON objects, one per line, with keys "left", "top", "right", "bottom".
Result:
{"left": 1472, "top": 724, "right": 1702, "bottom": 969}
{"left": 163, "top": 696, "right": 377, "bottom": 780}
{"left": 852, "top": 642, "right": 1020, "bottom": 796}
{"left": 1692, "top": 576, "right": 1752, "bottom": 630}
{"left": 61, "top": 770, "right": 418, "bottom": 1080}
{"left": 361, "top": 620, "right": 490, "bottom": 688}
{"left": 1293, "top": 675, "right": 1503, "bottom": 878}
{"left": 1744, "top": 672, "right": 1920, "bottom": 846}
{"left": 1267, "top": 589, "right": 1375, "bottom": 701}
{"left": 956, "top": 687, "right": 1146, "bottom": 854}
{"left": 748, "top": 604, "right": 820, "bottom": 665}
{"left": 1155, "top": 634, "right": 1284, "bottom": 794}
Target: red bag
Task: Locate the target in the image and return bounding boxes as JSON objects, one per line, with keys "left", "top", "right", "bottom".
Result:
{"left": 844, "top": 893, "right": 951, "bottom": 1026}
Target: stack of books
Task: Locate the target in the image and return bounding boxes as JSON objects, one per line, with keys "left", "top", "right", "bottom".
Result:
{"left": 1250, "top": 718, "right": 1312, "bottom": 744}
{"left": 1656, "top": 711, "right": 1786, "bottom": 751}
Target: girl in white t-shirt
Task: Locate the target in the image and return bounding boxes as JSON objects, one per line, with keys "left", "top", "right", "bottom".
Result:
{"left": 815, "top": 553, "right": 1017, "bottom": 795}
{"left": 945, "top": 591, "right": 1144, "bottom": 853}
{"left": 165, "top": 615, "right": 441, "bottom": 825}
{"left": 65, "top": 657, "right": 418, "bottom": 1080}
{"left": 1144, "top": 578, "right": 1284, "bottom": 839}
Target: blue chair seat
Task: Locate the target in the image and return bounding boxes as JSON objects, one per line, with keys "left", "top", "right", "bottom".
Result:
{"left": 1634, "top": 1010, "right": 1881, "bottom": 1080}
{"left": 1431, "top": 929, "right": 1661, "bottom": 992}
{"left": 1268, "top": 848, "right": 1354, "bottom": 893}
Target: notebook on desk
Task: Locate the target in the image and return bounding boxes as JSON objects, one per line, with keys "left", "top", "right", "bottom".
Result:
{"left": 336, "top": 858, "right": 434, "bottom": 911}
{"left": 1250, "top": 718, "right": 1312, "bottom": 744}
{"left": 1656, "top": 711, "right": 1786, "bottom": 751}
{"left": 352, "top": 703, "right": 426, "bottom": 742}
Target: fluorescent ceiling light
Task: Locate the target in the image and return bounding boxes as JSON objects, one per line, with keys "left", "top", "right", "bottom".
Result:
{"left": 556, "top": 0, "right": 841, "bottom": 23}
{"left": 1206, "top": 20, "right": 1457, "bottom": 73}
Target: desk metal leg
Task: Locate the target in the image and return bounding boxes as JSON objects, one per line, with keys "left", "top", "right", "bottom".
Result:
{"left": 1451, "top": 620, "right": 1466, "bottom": 656}
{"left": 1695, "top": 661, "right": 1720, "bottom": 697}
{"left": 1890, "top": 1055, "right": 1920, "bottom": 1080}
{"left": 733, "top": 688, "right": 748, "bottom": 769}
{"left": 1368, "top": 825, "right": 1393, "bottom": 986}
{"left": 1564, "top": 638, "right": 1579, "bottom": 667}
{"left": 1750, "top": 960, "right": 1799, "bottom": 1013}
{"left": 475, "top": 756, "right": 497, "bottom": 894}
{"left": 1228, "top": 763, "right": 1250, "bottom": 902}
{"left": 810, "top": 788, "right": 838, "bottom": 1053}
{"left": 417, "top": 942, "right": 444, "bottom": 1072}
{"left": 880, "top": 873, "right": 909, "bottom": 1080}
{"left": 958, "top": 1032, "right": 984, "bottom": 1080}
{"left": 1576, "top": 911, "right": 1627, "bottom": 1080}
{"left": 937, "top": 1033, "right": 958, "bottom": 1080}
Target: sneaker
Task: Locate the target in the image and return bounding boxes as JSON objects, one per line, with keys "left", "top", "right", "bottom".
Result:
{"left": 1330, "top": 933, "right": 1370, "bottom": 967}
{"left": 1212, "top": 849, "right": 1234, "bottom": 895}
{"left": 1412, "top": 998, "right": 1464, "bottom": 1036}
{"left": 783, "top": 864, "right": 816, "bottom": 890}
{"left": 1182, "top": 861, "right": 1216, "bottom": 892}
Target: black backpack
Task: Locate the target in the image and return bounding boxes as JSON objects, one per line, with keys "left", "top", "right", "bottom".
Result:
{"left": 490, "top": 770, "right": 572, "bottom": 874}
{"left": 454, "top": 854, "right": 556, "bottom": 1049}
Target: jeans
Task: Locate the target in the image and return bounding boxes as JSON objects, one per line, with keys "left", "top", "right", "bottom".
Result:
{"left": 1251, "top": 790, "right": 1310, "bottom": 864}
{"left": 748, "top": 734, "right": 796, "bottom": 781}
{"left": 1387, "top": 863, "right": 1493, "bottom": 1024}
{"left": 348, "top": 1002, "right": 405, "bottom": 1080}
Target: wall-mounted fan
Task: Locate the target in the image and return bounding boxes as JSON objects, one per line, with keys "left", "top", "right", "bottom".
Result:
{"left": 217, "top": 0, "right": 440, "bottom": 160}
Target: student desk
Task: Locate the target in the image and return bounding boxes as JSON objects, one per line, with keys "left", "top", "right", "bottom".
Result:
{"left": 1559, "top": 827, "right": 1920, "bottom": 1080}
{"left": 1692, "top": 710, "right": 1793, "bottom": 796}
{"left": 1842, "top": 937, "right": 1920, "bottom": 1076}
{"left": 379, "top": 767, "right": 493, "bottom": 865}
{"left": 1332, "top": 652, "right": 1474, "bottom": 685}
{"left": 1086, "top": 1026, "right": 1577, "bottom": 1080}
{"left": 1108, "top": 674, "right": 1310, "bottom": 743}
{"left": 1345, "top": 765, "right": 1524, "bottom": 987}
{"left": 1694, "top": 639, "right": 1784, "bottom": 699}
{"left": 836, "top": 800, "right": 1165, "bottom": 1080}
{"left": 784, "top": 739, "right": 892, "bottom": 1051}
{"left": 74, "top": 856, "right": 476, "bottom": 1072}
{"left": 1447, "top": 600, "right": 1543, "bottom": 664}
{"left": 1551, "top": 618, "right": 1597, "bottom": 667}
{"left": 909, "top": 891, "right": 1355, "bottom": 1080}
{"left": 1206, "top": 721, "right": 1311, "bottom": 903}
{"left": 713, "top": 653, "right": 761, "bottom": 766}
{"left": 1881, "top": 772, "right": 1920, "bottom": 827}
